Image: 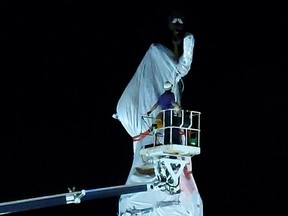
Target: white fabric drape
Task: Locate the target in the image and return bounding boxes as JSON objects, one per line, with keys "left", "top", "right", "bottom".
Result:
{"left": 113, "top": 33, "right": 203, "bottom": 216}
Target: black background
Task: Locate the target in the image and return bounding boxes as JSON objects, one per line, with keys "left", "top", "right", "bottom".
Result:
{"left": 1, "top": 1, "right": 287, "bottom": 216}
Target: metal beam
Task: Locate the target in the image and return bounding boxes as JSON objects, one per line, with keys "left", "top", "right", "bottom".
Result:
{"left": 0, "top": 183, "right": 152, "bottom": 215}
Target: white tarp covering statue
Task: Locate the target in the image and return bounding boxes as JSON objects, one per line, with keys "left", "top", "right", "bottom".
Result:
{"left": 113, "top": 13, "right": 203, "bottom": 215}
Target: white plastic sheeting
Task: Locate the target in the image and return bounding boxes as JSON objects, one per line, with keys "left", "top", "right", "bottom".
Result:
{"left": 113, "top": 33, "right": 203, "bottom": 216}
{"left": 113, "top": 33, "right": 195, "bottom": 140}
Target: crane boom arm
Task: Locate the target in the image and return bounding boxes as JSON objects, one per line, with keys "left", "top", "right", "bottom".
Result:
{"left": 0, "top": 183, "right": 153, "bottom": 215}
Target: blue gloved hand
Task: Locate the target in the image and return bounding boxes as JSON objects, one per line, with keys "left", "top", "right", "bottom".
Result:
{"left": 147, "top": 111, "right": 151, "bottom": 116}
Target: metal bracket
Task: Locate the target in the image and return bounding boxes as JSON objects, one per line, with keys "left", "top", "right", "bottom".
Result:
{"left": 66, "top": 189, "right": 86, "bottom": 204}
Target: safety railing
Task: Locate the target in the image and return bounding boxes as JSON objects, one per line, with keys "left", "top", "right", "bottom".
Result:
{"left": 151, "top": 109, "right": 201, "bottom": 148}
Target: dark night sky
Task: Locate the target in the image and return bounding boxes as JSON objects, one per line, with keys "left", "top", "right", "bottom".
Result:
{"left": 1, "top": 1, "right": 287, "bottom": 216}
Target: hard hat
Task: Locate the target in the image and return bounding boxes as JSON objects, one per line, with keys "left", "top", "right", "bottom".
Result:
{"left": 164, "top": 81, "right": 173, "bottom": 90}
